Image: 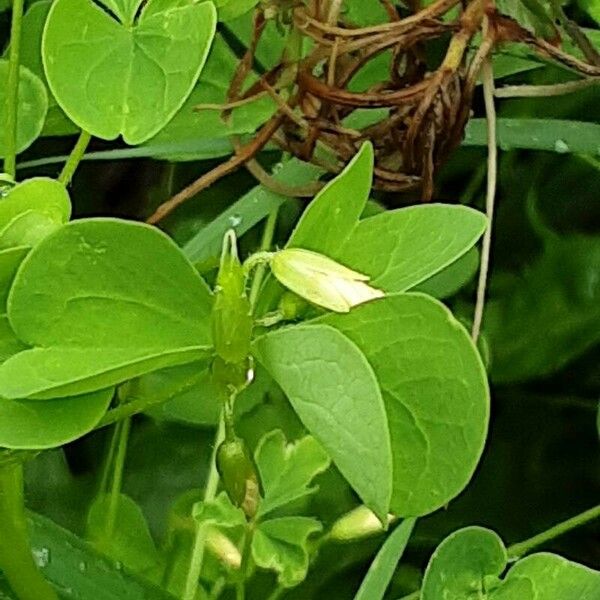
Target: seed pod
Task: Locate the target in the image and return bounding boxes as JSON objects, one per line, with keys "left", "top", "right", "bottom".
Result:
{"left": 212, "top": 230, "right": 253, "bottom": 364}
{"left": 216, "top": 437, "right": 260, "bottom": 519}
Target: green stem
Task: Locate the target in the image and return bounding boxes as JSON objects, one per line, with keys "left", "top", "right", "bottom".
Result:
{"left": 182, "top": 412, "right": 226, "bottom": 600}
{"left": 105, "top": 417, "right": 131, "bottom": 539}
{"left": 99, "top": 418, "right": 122, "bottom": 494}
{"left": 0, "top": 462, "right": 58, "bottom": 600}
{"left": 507, "top": 504, "right": 600, "bottom": 560}
{"left": 235, "top": 527, "right": 253, "bottom": 600}
{"left": 248, "top": 208, "right": 279, "bottom": 308}
{"left": 58, "top": 130, "right": 92, "bottom": 186}
{"left": 3, "top": 0, "right": 25, "bottom": 179}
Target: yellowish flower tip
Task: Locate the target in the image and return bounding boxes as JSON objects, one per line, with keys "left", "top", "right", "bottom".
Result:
{"left": 330, "top": 506, "right": 396, "bottom": 542}
{"left": 205, "top": 526, "right": 242, "bottom": 570}
{"left": 271, "top": 248, "right": 384, "bottom": 313}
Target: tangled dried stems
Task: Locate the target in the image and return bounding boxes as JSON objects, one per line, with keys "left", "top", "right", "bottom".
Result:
{"left": 147, "top": 0, "right": 600, "bottom": 225}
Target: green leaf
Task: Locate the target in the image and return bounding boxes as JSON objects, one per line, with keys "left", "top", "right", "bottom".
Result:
{"left": 0, "top": 247, "right": 29, "bottom": 306}
{"left": 193, "top": 491, "right": 246, "bottom": 529}
{"left": 0, "top": 211, "right": 62, "bottom": 250}
{"left": 0, "top": 178, "right": 71, "bottom": 231}
{"left": 142, "top": 361, "right": 271, "bottom": 426}
{"left": 0, "top": 247, "right": 30, "bottom": 364}
{"left": 0, "top": 315, "right": 26, "bottom": 363}
{"left": 415, "top": 247, "right": 480, "bottom": 299}
{"left": 422, "top": 526, "right": 511, "bottom": 600}
{"left": 502, "top": 552, "right": 600, "bottom": 599}
{"left": 484, "top": 235, "right": 600, "bottom": 382}
{"left": 287, "top": 142, "right": 373, "bottom": 256}
{"left": 497, "top": 0, "right": 555, "bottom": 37}
{"left": 464, "top": 119, "right": 600, "bottom": 155}
{"left": 354, "top": 518, "right": 417, "bottom": 600}
{"left": 42, "top": 0, "right": 217, "bottom": 144}
{"left": 0, "top": 61, "right": 48, "bottom": 157}
{"left": 339, "top": 205, "right": 487, "bottom": 293}
{"left": 213, "top": 0, "right": 259, "bottom": 21}
{"left": 253, "top": 323, "right": 393, "bottom": 521}
{"left": 21, "top": 511, "right": 176, "bottom": 600}
{"left": 321, "top": 294, "right": 489, "bottom": 516}
{"left": 144, "top": 35, "right": 276, "bottom": 160}
{"left": 16, "top": 0, "right": 77, "bottom": 138}
{"left": 97, "top": 0, "right": 144, "bottom": 25}
{"left": 579, "top": 0, "right": 600, "bottom": 24}
{"left": 254, "top": 430, "right": 331, "bottom": 518}
{"left": 0, "top": 388, "right": 113, "bottom": 449}
{"left": 86, "top": 493, "right": 161, "bottom": 576}
{"left": 422, "top": 527, "right": 600, "bottom": 599}
{"left": 251, "top": 517, "right": 322, "bottom": 588}
{"left": 183, "top": 159, "right": 322, "bottom": 268}
{"left": 0, "top": 219, "right": 213, "bottom": 400}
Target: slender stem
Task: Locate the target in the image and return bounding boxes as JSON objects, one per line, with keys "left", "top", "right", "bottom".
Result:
{"left": 58, "top": 130, "right": 92, "bottom": 185}
{"left": 182, "top": 412, "right": 226, "bottom": 600}
{"left": 235, "top": 528, "right": 254, "bottom": 600}
{"left": 3, "top": 0, "right": 25, "bottom": 178}
{"left": 0, "top": 462, "right": 58, "bottom": 600}
{"left": 507, "top": 504, "right": 600, "bottom": 560}
{"left": 99, "top": 418, "right": 122, "bottom": 494}
{"left": 495, "top": 78, "right": 599, "bottom": 98}
{"left": 249, "top": 209, "right": 279, "bottom": 308}
{"left": 105, "top": 417, "right": 131, "bottom": 539}
{"left": 471, "top": 57, "right": 497, "bottom": 343}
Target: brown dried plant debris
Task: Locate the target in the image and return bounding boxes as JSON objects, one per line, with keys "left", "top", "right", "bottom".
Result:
{"left": 147, "top": 0, "right": 600, "bottom": 225}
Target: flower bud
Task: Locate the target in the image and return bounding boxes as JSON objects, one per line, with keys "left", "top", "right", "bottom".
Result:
{"left": 205, "top": 526, "right": 241, "bottom": 570}
{"left": 271, "top": 248, "right": 384, "bottom": 313}
{"left": 212, "top": 231, "right": 253, "bottom": 364}
{"left": 216, "top": 437, "right": 260, "bottom": 519}
{"left": 329, "top": 506, "right": 396, "bottom": 542}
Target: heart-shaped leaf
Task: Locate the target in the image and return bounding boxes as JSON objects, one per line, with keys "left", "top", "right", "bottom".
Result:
{"left": 0, "top": 388, "right": 113, "bottom": 449}
{"left": 0, "top": 219, "right": 213, "bottom": 400}
{"left": 253, "top": 323, "right": 393, "bottom": 521}
{"left": 42, "top": 0, "right": 217, "bottom": 144}
{"left": 321, "top": 293, "right": 489, "bottom": 516}
{"left": 0, "top": 61, "right": 48, "bottom": 157}
{"left": 422, "top": 526, "right": 600, "bottom": 599}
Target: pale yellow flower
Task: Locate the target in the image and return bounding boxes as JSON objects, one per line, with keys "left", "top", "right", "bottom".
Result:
{"left": 271, "top": 248, "right": 384, "bottom": 313}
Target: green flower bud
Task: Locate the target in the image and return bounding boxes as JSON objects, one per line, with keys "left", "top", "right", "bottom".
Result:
{"left": 278, "top": 291, "right": 307, "bottom": 320}
{"left": 329, "top": 506, "right": 395, "bottom": 542}
{"left": 270, "top": 248, "right": 384, "bottom": 313}
{"left": 216, "top": 437, "right": 260, "bottom": 519}
{"left": 212, "top": 231, "right": 253, "bottom": 364}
